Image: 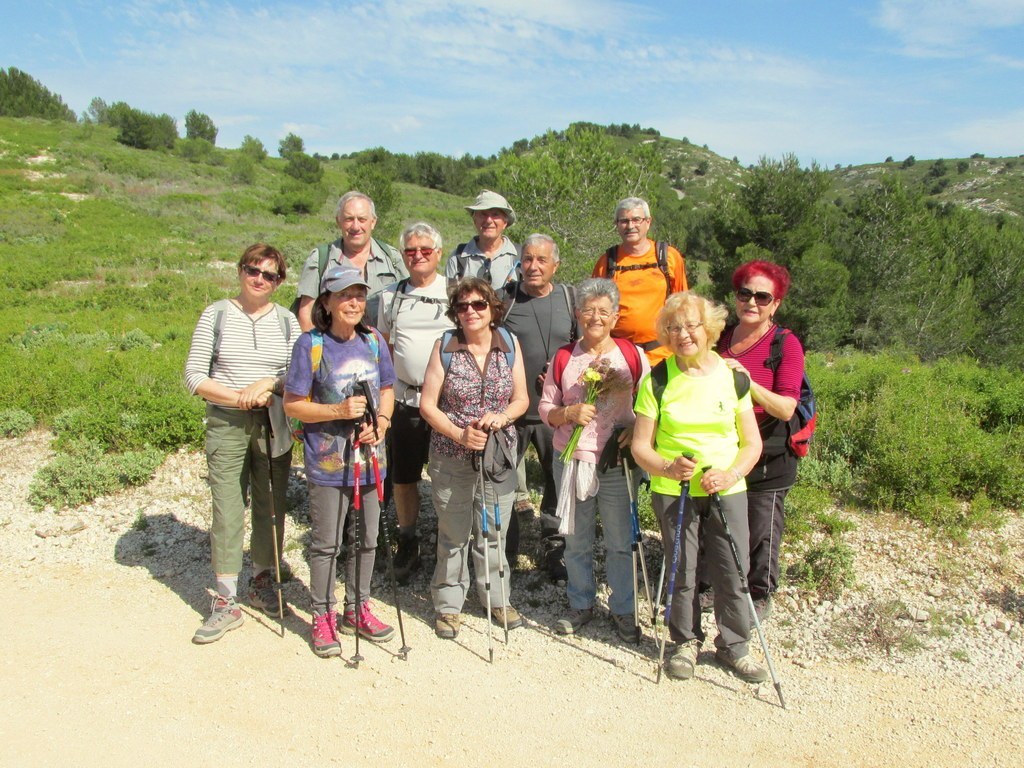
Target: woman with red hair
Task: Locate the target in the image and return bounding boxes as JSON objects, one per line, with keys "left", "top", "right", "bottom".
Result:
{"left": 717, "top": 260, "right": 805, "bottom": 622}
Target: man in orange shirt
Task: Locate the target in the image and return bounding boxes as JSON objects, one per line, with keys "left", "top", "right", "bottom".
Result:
{"left": 592, "top": 197, "right": 687, "bottom": 365}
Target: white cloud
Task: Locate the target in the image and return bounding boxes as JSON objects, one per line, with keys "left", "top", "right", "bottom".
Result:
{"left": 874, "top": 0, "right": 1024, "bottom": 58}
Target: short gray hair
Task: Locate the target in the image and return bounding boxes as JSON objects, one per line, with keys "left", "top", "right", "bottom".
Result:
{"left": 335, "top": 190, "right": 377, "bottom": 219}
{"left": 400, "top": 221, "right": 443, "bottom": 251}
{"left": 615, "top": 196, "right": 650, "bottom": 219}
{"left": 522, "top": 233, "right": 560, "bottom": 263}
{"left": 575, "top": 277, "right": 619, "bottom": 313}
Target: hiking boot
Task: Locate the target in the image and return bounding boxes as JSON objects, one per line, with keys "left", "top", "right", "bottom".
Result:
{"left": 542, "top": 536, "right": 567, "bottom": 584}
{"left": 340, "top": 601, "right": 395, "bottom": 643}
{"left": 753, "top": 596, "right": 773, "bottom": 624}
{"left": 698, "top": 585, "right": 715, "bottom": 614}
{"left": 490, "top": 606, "right": 524, "bottom": 630}
{"left": 665, "top": 640, "right": 700, "bottom": 680}
{"left": 435, "top": 612, "right": 461, "bottom": 639}
{"left": 715, "top": 649, "right": 769, "bottom": 683}
{"left": 312, "top": 610, "right": 341, "bottom": 658}
{"left": 611, "top": 612, "right": 640, "bottom": 644}
{"left": 247, "top": 571, "right": 291, "bottom": 617}
{"left": 554, "top": 607, "right": 594, "bottom": 635}
{"left": 192, "top": 595, "right": 243, "bottom": 644}
{"left": 393, "top": 534, "right": 421, "bottom": 585}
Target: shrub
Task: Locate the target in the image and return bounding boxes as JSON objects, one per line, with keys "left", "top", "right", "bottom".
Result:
{"left": 283, "top": 152, "right": 323, "bottom": 184}
{"left": 239, "top": 135, "right": 267, "bottom": 162}
{"left": 789, "top": 536, "right": 855, "bottom": 599}
{"left": 0, "top": 409, "right": 34, "bottom": 437}
{"left": 271, "top": 180, "right": 322, "bottom": 215}
{"left": 28, "top": 440, "right": 164, "bottom": 510}
{"left": 229, "top": 154, "right": 257, "bottom": 184}
{"left": 184, "top": 110, "right": 217, "bottom": 144}
{"left": 176, "top": 137, "right": 215, "bottom": 163}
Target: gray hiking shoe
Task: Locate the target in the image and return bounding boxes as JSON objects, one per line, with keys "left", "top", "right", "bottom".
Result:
{"left": 611, "top": 612, "right": 640, "bottom": 644}
{"left": 665, "top": 640, "right": 700, "bottom": 680}
{"left": 247, "top": 571, "right": 291, "bottom": 618}
{"left": 554, "top": 607, "right": 594, "bottom": 635}
{"left": 192, "top": 595, "right": 243, "bottom": 644}
{"left": 715, "top": 649, "right": 769, "bottom": 683}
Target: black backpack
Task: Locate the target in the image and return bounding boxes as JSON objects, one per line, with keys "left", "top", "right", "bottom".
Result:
{"left": 604, "top": 240, "right": 671, "bottom": 299}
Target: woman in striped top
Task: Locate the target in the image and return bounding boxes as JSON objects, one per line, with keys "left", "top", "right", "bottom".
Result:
{"left": 184, "top": 243, "right": 300, "bottom": 644}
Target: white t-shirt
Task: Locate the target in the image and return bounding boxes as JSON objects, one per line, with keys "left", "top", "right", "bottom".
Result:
{"left": 377, "top": 274, "right": 454, "bottom": 406}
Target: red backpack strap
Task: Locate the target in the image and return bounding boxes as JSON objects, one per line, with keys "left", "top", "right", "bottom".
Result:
{"left": 550, "top": 343, "right": 575, "bottom": 389}
{"left": 612, "top": 337, "right": 644, "bottom": 387}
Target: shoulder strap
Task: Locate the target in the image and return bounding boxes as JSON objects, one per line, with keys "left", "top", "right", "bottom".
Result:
{"left": 454, "top": 242, "right": 468, "bottom": 279}
{"left": 551, "top": 343, "right": 575, "bottom": 389}
{"left": 561, "top": 284, "right": 578, "bottom": 343}
{"left": 650, "top": 359, "right": 669, "bottom": 412}
{"left": 309, "top": 329, "right": 323, "bottom": 383}
{"left": 388, "top": 277, "right": 411, "bottom": 329}
{"left": 604, "top": 245, "right": 618, "bottom": 276}
{"left": 440, "top": 329, "right": 456, "bottom": 372}
{"left": 273, "top": 304, "right": 293, "bottom": 346}
{"left": 316, "top": 241, "right": 335, "bottom": 286}
{"left": 732, "top": 369, "right": 750, "bottom": 400}
{"left": 361, "top": 329, "right": 381, "bottom": 363}
{"left": 612, "top": 337, "right": 644, "bottom": 387}
{"left": 496, "top": 326, "right": 516, "bottom": 369}
{"left": 656, "top": 241, "right": 671, "bottom": 297}
{"left": 500, "top": 281, "right": 519, "bottom": 325}
{"left": 765, "top": 325, "right": 789, "bottom": 371}
{"left": 208, "top": 299, "right": 231, "bottom": 376}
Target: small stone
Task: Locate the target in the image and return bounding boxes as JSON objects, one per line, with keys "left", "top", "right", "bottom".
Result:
{"left": 905, "top": 606, "right": 930, "bottom": 622}
{"left": 34, "top": 529, "right": 51, "bottom": 539}
{"left": 994, "top": 618, "right": 1012, "bottom": 633}
{"left": 927, "top": 584, "right": 944, "bottom": 598}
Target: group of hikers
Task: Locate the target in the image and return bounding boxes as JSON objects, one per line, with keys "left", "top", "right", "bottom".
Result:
{"left": 184, "top": 188, "right": 806, "bottom": 686}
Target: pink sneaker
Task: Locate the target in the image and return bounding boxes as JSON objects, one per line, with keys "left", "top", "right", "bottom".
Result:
{"left": 311, "top": 610, "right": 341, "bottom": 658}
{"left": 340, "top": 601, "right": 395, "bottom": 643}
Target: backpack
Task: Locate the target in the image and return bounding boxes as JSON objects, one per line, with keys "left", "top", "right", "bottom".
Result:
{"left": 604, "top": 240, "right": 672, "bottom": 299}
{"left": 500, "top": 281, "right": 578, "bottom": 344}
{"left": 290, "top": 328, "right": 380, "bottom": 442}
{"left": 550, "top": 337, "right": 644, "bottom": 391}
{"left": 764, "top": 326, "right": 817, "bottom": 458}
{"left": 289, "top": 237, "right": 406, "bottom": 315}
{"left": 452, "top": 241, "right": 523, "bottom": 286}
{"left": 209, "top": 300, "right": 293, "bottom": 376}
{"left": 439, "top": 326, "right": 516, "bottom": 374}
{"left": 385, "top": 277, "right": 449, "bottom": 332}
{"left": 647, "top": 359, "right": 750, "bottom": 417}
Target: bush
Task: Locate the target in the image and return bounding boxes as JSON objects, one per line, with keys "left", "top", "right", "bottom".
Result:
{"left": 229, "top": 154, "right": 257, "bottom": 184}
{"left": 283, "top": 152, "right": 323, "bottom": 184}
{"left": 789, "top": 537, "right": 855, "bottom": 599}
{"left": 28, "top": 440, "right": 164, "bottom": 510}
{"left": 239, "top": 135, "right": 267, "bottom": 162}
{"left": 184, "top": 110, "right": 217, "bottom": 144}
{"left": 0, "top": 409, "right": 34, "bottom": 437}
{"left": 271, "top": 180, "right": 322, "bottom": 215}
{"left": 107, "top": 101, "right": 177, "bottom": 150}
{"left": 176, "top": 137, "right": 215, "bottom": 163}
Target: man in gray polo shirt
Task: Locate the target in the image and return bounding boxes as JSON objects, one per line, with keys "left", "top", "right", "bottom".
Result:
{"left": 296, "top": 190, "right": 407, "bottom": 331}
{"left": 378, "top": 222, "right": 455, "bottom": 582}
{"left": 445, "top": 189, "right": 520, "bottom": 292}
{"left": 500, "top": 233, "right": 576, "bottom": 583}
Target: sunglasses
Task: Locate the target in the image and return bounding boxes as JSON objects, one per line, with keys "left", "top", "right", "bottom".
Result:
{"left": 402, "top": 247, "right": 435, "bottom": 257}
{"left": 735, "top": 287, "right": 774, "bottom": 306}
{"left": 453, "top": 300, "right": 489, "bottom": 314}
{"left": 241, "top": 264, "right": 281, "bottom": 283}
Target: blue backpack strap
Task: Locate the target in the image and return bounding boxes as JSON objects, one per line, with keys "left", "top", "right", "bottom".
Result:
{"left": 439, "top": 329, "right": 456, "bottom": 372}
{"left": 496, "top": 326, "right": 516, "bottom": 370}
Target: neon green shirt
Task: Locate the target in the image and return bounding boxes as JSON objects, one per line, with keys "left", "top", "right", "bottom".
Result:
{"left": 634, "top": 353, "right": 752, "bottom": 497}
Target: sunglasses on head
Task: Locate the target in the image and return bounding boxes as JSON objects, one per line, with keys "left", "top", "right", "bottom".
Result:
{"left": 241, "top": 264, "right": 281, "bottom": 283}
{"left": 453, "top": 299, "right": 489, "bottom": 314}
{"left": 735, "top": 287, "right": 774, "bottom": 306}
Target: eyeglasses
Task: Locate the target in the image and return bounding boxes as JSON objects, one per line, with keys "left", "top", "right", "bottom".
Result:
{"left": 735, "top": 287, "right": 775, "bottom": 306}
{"left": 666, "top": 321, "right": 703, "bottom": 335}
{"left": 453, "top": 300, "right": 489, "bottom": 314}
{"left": 403, "top": 247, "right": 435, "bottom": 257}
{"left": 579, "top": 308, "right": 615, "bottom": 319}
{"left": 241, "top": 264, "right": 281, "bottom": 283}
{"left": 615, "top": 216, "right": 648, "bottom": 227}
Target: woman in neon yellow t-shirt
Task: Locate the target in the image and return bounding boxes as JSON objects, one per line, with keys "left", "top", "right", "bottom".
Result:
{"left": 632, "top": 292, "right": 765, "bottom": 685}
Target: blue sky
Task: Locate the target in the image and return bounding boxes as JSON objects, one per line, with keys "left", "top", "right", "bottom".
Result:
{"left": 4, "top": 0, "right": 1023, "bottom": 166}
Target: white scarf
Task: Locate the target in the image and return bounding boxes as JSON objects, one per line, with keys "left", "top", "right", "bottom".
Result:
{"left": 556, "top": 459, "right": 600, "bottom": 536}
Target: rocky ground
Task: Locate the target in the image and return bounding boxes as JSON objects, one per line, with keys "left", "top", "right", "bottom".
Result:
{"left": 1, "top": 431, "right": 1022, "bottom": 767}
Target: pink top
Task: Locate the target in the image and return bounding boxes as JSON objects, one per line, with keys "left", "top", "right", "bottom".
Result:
{"left": 538, "top": 342, "right": 650, "bottom": 463}
{"left": 718, "top": 325, "right": 804, "bottom": 425}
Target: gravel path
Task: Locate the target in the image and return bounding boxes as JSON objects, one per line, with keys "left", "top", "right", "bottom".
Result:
{"left": 1, "top": 431, "right": 1022, "bottom": 767}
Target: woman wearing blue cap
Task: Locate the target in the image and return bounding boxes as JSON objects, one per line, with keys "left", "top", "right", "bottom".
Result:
{"left": 284, "top": 265, "right": 397, "bottom": 658}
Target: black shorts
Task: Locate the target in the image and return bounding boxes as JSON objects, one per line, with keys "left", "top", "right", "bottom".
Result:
{"left": 388, "top": 402, "right": 432, "bottom": 484}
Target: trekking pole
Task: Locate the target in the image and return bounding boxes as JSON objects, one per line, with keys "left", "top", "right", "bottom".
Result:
{"left": 476, "top": 453, "right": 495, "bottom": 664}
{"left": 356, "top": 380, "right": 410, "bottom": 660}
{"left": 710, "top": 491, "right": 786, "bottom": 709}
{"left": 489, "top": 464, "right": 510, "bottom": 645}
{"left": 257, "top": 407, "right": 286, "bottom": 636}
{"left": 656, "top": 483, "right": 689, "bottom": 683}
{"left": 653, "top": 559, "right": 666, "bottom": 629}
{"left": 623, "top": 455, "right": 653, "bottom": 641}
{"left": 351, "top": 436, "right": 364, "bottom": 668}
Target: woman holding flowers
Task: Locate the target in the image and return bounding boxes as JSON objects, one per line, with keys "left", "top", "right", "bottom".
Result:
{"left": 539, "top": 278, "right": 649, "bottom": 642}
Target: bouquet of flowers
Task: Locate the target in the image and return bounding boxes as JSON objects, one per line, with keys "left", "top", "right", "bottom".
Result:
{"left": 558, "top": 356, "right": 632, "bottom": 462}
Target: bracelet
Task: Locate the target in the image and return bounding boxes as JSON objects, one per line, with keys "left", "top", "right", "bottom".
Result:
{"left": 662, "top": 459, "right": 672, "bottom": 474}
{"left": 729, "top": 468, "right": 743, "bottom": 484}
{"left": 378, "top": 414, "right": 392, "bottom": 425}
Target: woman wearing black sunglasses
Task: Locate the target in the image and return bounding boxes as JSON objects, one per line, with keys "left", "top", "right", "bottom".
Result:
{"left": 716, "top": 260, "right": 805, "bottom": 623}
{"left": 184, "top": 244, "right": 300, "bottom": 643}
